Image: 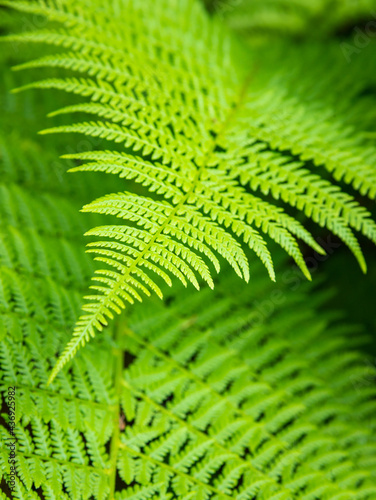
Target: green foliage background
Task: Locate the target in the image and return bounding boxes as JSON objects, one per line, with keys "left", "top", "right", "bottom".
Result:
{"left": 0, "top": 1, "right": 375, "bottom": 499}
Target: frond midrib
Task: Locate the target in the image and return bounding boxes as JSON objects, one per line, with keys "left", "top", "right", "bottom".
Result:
{"left": 108, "top": 317, "right": 124, "bottom": 499}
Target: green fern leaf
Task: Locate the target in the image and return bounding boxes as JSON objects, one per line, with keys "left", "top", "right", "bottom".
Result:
{"left": 1, "top": 0, "right": 376, "bottom": 379}
{"left": 2, "top": 146, "right": 376, "bottom": 499}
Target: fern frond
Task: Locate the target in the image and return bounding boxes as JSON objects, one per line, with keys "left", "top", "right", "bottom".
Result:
{"left": 2, "top": 236, "right": 376, "bottom": 499}
{"left": 2, "top": 0, "right": 376, "bottom": 376}
{"left": 0, "top": 126, "right": 117, "bottom": 498}
{"left": 208, "top": 0, "right": 376, "bottom": 38}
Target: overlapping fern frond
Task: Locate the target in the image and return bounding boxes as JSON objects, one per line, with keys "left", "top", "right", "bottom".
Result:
{"left": 207, "top": 0, "right": 376, "bottom": 38}
{"left": 0, "top": 111, "right": 375, "bottom": 498}
{"left": 2, "top": 0, "right": 376, "bottom": 378}
{"left": 2, "top": 235, "right": 376, "bottom": 498}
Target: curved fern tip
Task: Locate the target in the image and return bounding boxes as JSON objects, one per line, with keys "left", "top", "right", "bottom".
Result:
{"left": 10, "top": 82, "right": 36, "bottom": 94}
{"left": 81, "top": 204, "right": 91, "bottom": 213}
{"left": 61, "top": 154, "right": 76, "bottom": 159}
{"left": 360, "top": 260, "right": 368, "bottom": 274}
{"left": 11, "top": 62, "right": 26, "bottom": 72}
{"left": 315, "top": 244, "right": 326, "bottom": 256}
{"left": 47, "top": 369, "right": 59, "bottom": 387}
{"left": 38, "top": 128, "right": 55, "bottom": 136}
{"left": 302, "top": 266, "right": 312, "bottom": 281}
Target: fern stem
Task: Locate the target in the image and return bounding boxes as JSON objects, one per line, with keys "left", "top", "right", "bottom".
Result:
{"left": 108, "top": 317, "right": 124, "bottom": 499}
